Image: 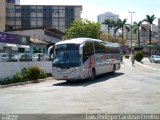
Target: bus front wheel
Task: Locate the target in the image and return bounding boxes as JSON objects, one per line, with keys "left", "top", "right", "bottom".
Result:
{"left": 90, "top": 69, "right": 95, "bottom": 80}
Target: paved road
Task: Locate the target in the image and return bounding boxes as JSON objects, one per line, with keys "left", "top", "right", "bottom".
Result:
{"left": 0, "top": 59, "right": 160, "bottom": 114}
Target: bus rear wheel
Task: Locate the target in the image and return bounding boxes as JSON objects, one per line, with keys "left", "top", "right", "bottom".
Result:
{"left": 111, "top": 64, "right": 116, "bottom": 74}
{"left": 90, "top": 69, "right": 95, "bottom": 80}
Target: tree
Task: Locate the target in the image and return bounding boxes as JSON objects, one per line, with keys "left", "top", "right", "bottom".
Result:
{"left": 111, "top": 20, "right": 120, "bottom": 42}
{"left": 133, "top": 21, "right": 144, "bottom": 46}
{"left": 117, "top": 19, "right": 129, "bottom": 45}
{"left": 143, "top": 14, "right": 156, "bottom": 55}
{"left": 103, "top": 19, "right": 113, "bottom": 35}
{"left": 65, "top": 19, "right": 101, "bottom": 39}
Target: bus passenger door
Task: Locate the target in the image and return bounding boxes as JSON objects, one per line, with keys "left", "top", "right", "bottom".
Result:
{"left": 83, "top": 42, "right": 95, "bottom": 77}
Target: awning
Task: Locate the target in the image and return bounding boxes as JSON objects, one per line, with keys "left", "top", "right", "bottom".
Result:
{"left": 18, "top": 45, "right": 30, "bottom": 48}
{"left": 6, "top": 43, "right": 17, "bottom": 48}
{"left": 134, "top": 45, "right": 160, "bottom": 49}
{"left": 30, "top": 38, "right": 48, "bottom": 44}
{"left": 17, "top": 45, "right": 30, "bottom": 51}
{"left": 144, "top": 45, "right": 160, "bottom": 49}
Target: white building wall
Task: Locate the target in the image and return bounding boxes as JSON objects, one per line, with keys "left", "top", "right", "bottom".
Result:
{"left": 74, "top": 6, "right": 82, "bottom": 20}
{"left": 0, "top": 61, "right": 52, "bottom": 79}
{"left": 97, "top": 12, "right": 119, "bottom": 36}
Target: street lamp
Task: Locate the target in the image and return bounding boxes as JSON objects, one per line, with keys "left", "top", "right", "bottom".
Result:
{"left": 128, "top": 11, "right": 135, "bottom": 57}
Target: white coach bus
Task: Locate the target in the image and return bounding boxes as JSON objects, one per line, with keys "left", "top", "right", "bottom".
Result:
{"left": 48, "top": 38, "right": 121, "bottom": 81}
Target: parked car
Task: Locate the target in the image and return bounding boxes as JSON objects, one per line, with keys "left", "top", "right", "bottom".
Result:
{"left": 150, "top": 55, "right": 160, "bottom": 63}
{"left": 10, "top": 54, "right": 19, "bottom": 62}
{"left": 19, "top": 53, "right": 32, "bottom": 62}
{"left": 0, "top": 53, "right": 9, "bottom": 62}
{"left": 32, "top": 53, "right": 48, "bottom": 61}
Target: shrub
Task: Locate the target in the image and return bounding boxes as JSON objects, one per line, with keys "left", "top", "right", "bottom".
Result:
{"left": 0, "top": 78, "right": 12, "bottom": 85}
{"left": 0, "top": 67, "right": 49, "bottom": 85}
{"left": 30, "top": 66, "right": 41, "bottom": 80}
{"left": 134, "top": 52, "right": 144, "bottom": 62}
{"left": 39, "top": 69, "right": 47, "bottom": 79}
{"left": 46, "top": 73, "right": 52, "bottom": 77}
{"left": 21, "top": 68, "right": 31, "bottom": 81}
{"left": 13, "top": 72, "right": 24, "bottom": 82}
{"left": 124, "top": 54, "right": 129, "bottom": 59}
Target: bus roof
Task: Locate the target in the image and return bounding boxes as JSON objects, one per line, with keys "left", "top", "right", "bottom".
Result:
{"left": 55, "top": 38, "right": 102, "bottom": 45}
{"left": 55, "top": 38, "right": 120, "bottom": 48}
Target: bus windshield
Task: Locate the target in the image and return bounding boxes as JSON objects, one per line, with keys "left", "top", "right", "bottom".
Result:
{"left": 53, "top": 44, "right": 81, "bottom": 68}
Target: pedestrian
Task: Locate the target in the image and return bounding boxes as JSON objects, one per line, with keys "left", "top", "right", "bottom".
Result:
{"left": 131, "top": 56, "right": 135, "bottom": 66}
{"left": 120, "top": 52, "right": 123, "bottom": 62}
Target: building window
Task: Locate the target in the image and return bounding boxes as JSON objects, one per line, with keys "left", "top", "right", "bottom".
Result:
{"left": 7, "top": 8, "right": 15, "bottom": 13}
{"left": 6, "top": 17, "right": 14, "bottom": 21}
{"left": 31, "top": 9, "right": 36, "bottom": 13}
{"left": 7, "top": 0, "right": 15, "bottom": 3}
{"left": 37, "top": 9, "right": 43, "bottom": 13}
{"left": 30, "top": 17, "right": 36, "bottom": 21}
{"left": 15, "top": 9, "right": 21, "bottom": 13}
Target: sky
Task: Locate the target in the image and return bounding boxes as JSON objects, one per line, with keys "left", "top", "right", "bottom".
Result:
{"left": 20, "top": 0, "right": 160, "bottom": 25}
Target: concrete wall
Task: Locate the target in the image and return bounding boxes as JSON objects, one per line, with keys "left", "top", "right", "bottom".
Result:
{"left": 0, "top": 61, "right": 52, "bottom": 80}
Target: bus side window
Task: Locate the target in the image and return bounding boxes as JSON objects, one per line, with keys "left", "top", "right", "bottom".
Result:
{"left": 94, "top": 42, "right": 106, "bottom": 53}
{"left": 83, "top": 42, "right": 94, "bottom": 62}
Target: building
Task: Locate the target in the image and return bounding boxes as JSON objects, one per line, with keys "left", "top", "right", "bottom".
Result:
{"left": 0, "top": 0, "right": 6, "bottom": 32}
{"left": 140, "top": 24, "right": 150, "bottom": 40}
{"left": 158, "top": 18, "right": 160, "bottom": 40}
{"left": 0, "top": 32, "right": 30, "bottom": 53}
{"left": 5, "top": 28, "right": 65, "bottom": 54}
{"left": 0, "top": 0, "right": 82, "bottom": 32}
{"left": 141, "top": 24, "right": 158, "bottom": 43}
{"left": 97, "top": 12, "right": 119, "bottom": 36}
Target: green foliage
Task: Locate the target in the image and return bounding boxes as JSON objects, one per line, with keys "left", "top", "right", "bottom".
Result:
{"left": 39, "top": 69, "right": 47, "bottom": 79}
{"left": 46, "top": 73, "right": 52, "bottom": 77}
{"left": 0, "top": 78, "right": 14, "bottom": 85}
{"left": 65, "top": 19, "right": 101, "bottom": 39}
{"left": 13, "top": 72, "right": 24, "bottom": 82}
{"left": 134, "top": 52, "right": 144, "bottom": 62}
{"left": 21, "top": 68, "right": 31, "bottom": 81}
{"left": 30, "top": 66, "right": 41, "bottom": 80}
{"left": 124, "top": 54, "right": 129, "bottom": 59}
{"left": 0, "top": 67, "right": 50, "bottom": 85}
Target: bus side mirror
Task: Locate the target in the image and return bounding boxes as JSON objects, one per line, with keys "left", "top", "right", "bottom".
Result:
{"left": 79, "top": 44, "right": 83, "bottom": 55}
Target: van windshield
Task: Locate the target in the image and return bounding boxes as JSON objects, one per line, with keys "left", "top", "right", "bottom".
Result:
{"left": 53, "top": 44, "right": 80, "bottom": 68}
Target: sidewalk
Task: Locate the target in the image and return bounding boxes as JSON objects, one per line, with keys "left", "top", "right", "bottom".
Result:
{"left": 131, "top": 57, "right": 160, "bottom": 72}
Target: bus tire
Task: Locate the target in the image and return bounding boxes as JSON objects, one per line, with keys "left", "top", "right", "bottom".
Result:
{"left": 111, "top": 64, "right": 116, "bottom": 74}
{"left": 66, "top": 80, "right": 72, "bottom": 83}
{"left": 90, "top": 69, "right": 95, "bottom": 80}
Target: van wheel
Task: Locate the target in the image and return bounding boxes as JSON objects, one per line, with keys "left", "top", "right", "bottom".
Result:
{"left": 111, "top": 65, "right": 116, "bottom": 74}
{"left": 90, "top": 69, "right": 95, "bottom": 80}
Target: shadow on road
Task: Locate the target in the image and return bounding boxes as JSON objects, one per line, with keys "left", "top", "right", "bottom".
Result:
{"left": 53, "top": 72, "right": 124, "bottom": 87}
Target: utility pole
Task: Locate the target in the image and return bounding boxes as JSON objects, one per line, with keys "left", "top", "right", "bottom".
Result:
{"left": 128, "top": 11, "right": 135, "bottom": 57}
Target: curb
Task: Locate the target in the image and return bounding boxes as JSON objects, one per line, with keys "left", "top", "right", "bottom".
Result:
{"left": 0, "top": 77, "right": 53, "bottom": 88}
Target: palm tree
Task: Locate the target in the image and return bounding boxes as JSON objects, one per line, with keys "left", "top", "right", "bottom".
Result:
{"left": 133, "top": 21, "right": 143, "bottom": 46}
{"left": 103, "top": 19, "right": 113, "bottom": 35}
{"left": 117, "top": 18, "right": 129, "bottom": 45}
{"left": 111, "top": 20, "right": 119, "bottom": 42}
{"left": 143, "top": 14, "right": 156, "bottom": 55}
